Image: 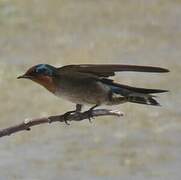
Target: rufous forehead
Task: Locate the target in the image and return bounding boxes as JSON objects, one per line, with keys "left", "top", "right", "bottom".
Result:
{"left": 25, "top": 66, "right": 36, "bottom": 74}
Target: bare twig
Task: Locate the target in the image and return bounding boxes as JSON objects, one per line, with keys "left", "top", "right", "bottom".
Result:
{"left": 0, "top": 109, "right": 123, "bottom": 138}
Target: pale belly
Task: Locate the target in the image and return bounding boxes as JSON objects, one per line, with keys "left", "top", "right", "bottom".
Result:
{"left": 54, "top": 81, "right": 111, "bottom": 105}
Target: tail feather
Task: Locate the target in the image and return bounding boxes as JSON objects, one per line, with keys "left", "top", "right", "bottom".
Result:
{"left": 104, "top": 81, "right": 167, "bottom": 106}
{"left": 109, "top": 82, "right": 168, "bottom": 94}
{"left": 101, "top": 79, "right": 168, "bottom": 94}
{"left": 127, "top": 96, "right": 160, "bottom": 106}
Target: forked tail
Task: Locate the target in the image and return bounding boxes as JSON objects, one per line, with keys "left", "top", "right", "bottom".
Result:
{"left": 126, "top": 94, "right": 160, "bottom": 106}
{"left": 103, "top": 80, "right": 168, "bottom": 106}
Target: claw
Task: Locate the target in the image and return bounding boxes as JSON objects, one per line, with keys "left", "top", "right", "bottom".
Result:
{"left": 48, "top": 118, "right": 52, "bottom": 124}
{"left": 63, "top": 111, "right": 75, "bottom": 125}
{"left": 87, "top": 112, "right": 95, "bottom": 123}
{"left": 86, "top": 105, "right": 98, "bottom": 123}
{"left": 88, "top": 117, "right": 94, "bottom": 123}
{"left": 62, "top": 104, "right": 82, "bottom": 125}
{"left": 64, "top": 119, "right": 70, "bottom": 125}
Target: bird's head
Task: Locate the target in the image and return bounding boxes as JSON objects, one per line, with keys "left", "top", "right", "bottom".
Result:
{"left": 18, "top": 64, "right": 58, "bottom": 93}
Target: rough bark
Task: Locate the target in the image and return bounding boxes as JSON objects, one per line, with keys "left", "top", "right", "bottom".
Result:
{"left": 0, "top": 109, "right": 123, "bottom": 138}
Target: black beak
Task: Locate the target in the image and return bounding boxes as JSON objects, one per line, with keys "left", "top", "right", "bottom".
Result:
{"left": 17, "top": 74, "right": 32, "bottom": 79}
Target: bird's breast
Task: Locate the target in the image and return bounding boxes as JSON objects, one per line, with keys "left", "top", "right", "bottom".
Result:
{"left": 54, "top": 80, "right": 110, "bottom": 105}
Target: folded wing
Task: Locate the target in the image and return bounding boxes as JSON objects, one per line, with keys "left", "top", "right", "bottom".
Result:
{"left": 58, "top": 64, "right": 169, "bottom": 77}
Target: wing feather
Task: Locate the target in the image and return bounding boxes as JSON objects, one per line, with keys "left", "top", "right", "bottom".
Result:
{"left": 58, "top": 64, "right": 169, "bottom": 77}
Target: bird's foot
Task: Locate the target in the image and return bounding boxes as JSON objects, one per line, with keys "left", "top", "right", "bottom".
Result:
{"left": 63, "top": 110, "right": 76, "bottom": 125}
{"left": 86, "top": 111, "right": 94, "bottom": 123}
{"left": 85, "top": 105, "right": 98, "bottom": 123}
{"left": 62, "top": 105, "right": 82, "bottom": 125}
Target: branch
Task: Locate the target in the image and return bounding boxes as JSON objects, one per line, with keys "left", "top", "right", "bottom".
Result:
{"left": 0, "top": 109, "right": 123, "bottom": 138}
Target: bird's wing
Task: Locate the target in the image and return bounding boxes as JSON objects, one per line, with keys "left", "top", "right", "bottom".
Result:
{"left": 58, "top": 64, "right": 169, "bottom": 77}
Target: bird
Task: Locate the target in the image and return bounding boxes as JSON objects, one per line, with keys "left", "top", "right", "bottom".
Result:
{"left": 18, "top": 64, "right": 169, "bottom": 123}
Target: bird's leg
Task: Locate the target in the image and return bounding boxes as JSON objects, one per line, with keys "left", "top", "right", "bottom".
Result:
{"left": 63, "top": 104, "right": 82, "bottom": 125}
{"left": 75, "top": 104, "right": 82, "bottom": 112}
{"left": 85, "top": 105, "right": 99, "bottom": 123}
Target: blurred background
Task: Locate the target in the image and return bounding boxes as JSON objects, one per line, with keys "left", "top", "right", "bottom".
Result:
{"left": 0, "top": 0, "right": 180, "bottom": 179}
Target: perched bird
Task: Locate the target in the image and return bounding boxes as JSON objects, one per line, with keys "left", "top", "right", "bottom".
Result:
{"left": 18, "top": 64, "right": 169, "bottom": 122}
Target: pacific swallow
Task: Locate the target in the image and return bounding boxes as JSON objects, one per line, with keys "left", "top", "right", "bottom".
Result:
{"left": 18, "top": 64, "right": 169, "bottom": 121}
